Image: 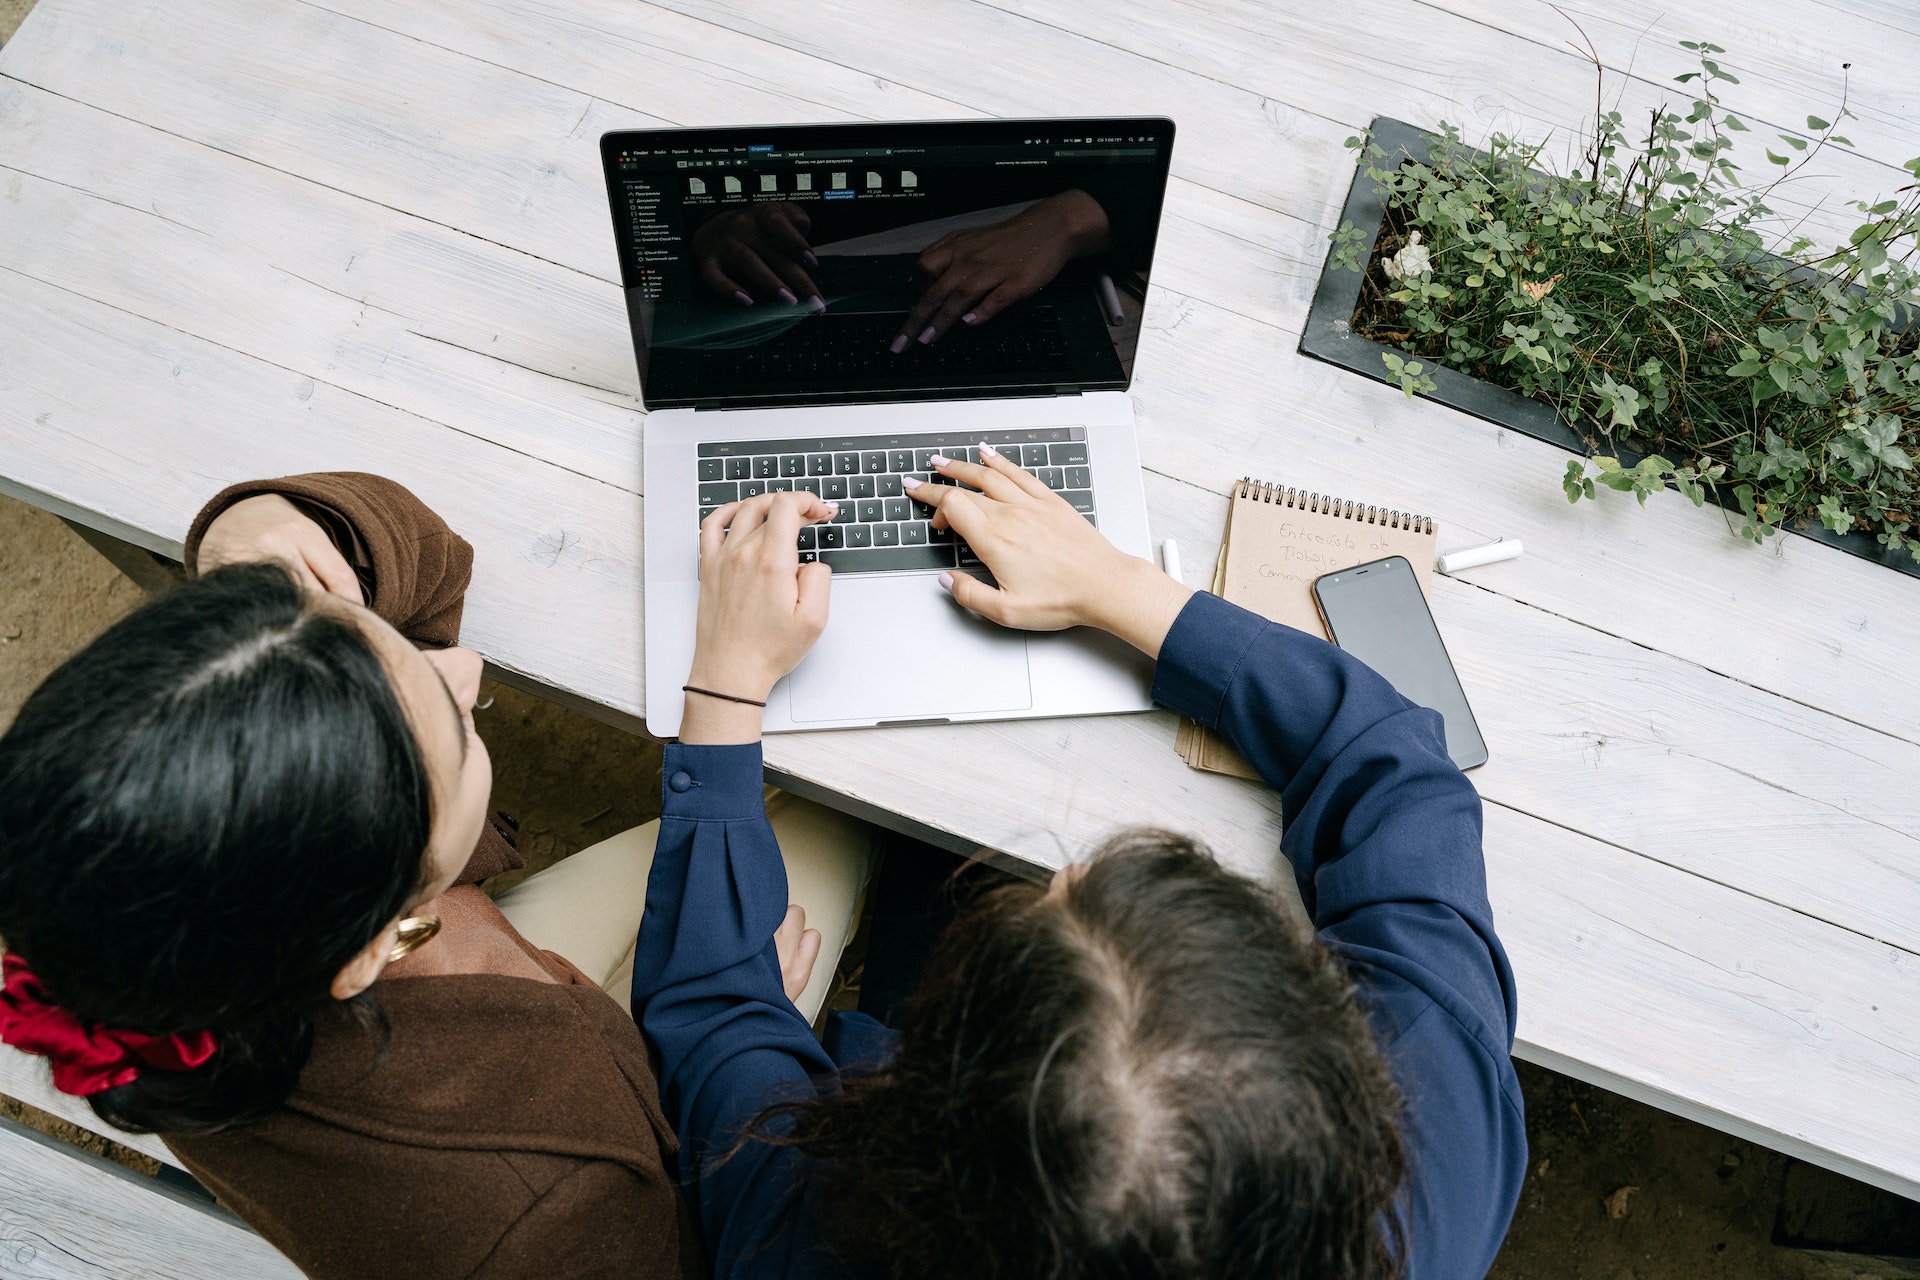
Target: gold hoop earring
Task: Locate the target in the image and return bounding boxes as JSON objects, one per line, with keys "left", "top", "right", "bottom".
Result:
{"left": 387, "top": 915, "right": 442, "bottom": 963}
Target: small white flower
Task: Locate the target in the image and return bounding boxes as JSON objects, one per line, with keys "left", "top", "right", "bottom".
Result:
{"left": 1383, "top": 231, "right": 1431, "bottom": 281}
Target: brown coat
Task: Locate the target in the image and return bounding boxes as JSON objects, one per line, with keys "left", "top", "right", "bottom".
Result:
{"left": 166, "top": 474, "right": 700, "bottom": 1280}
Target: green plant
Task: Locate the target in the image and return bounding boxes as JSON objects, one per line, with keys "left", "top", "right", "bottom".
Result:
{"left": 1329, "top": 39, "right": 1920, "bottom": 555}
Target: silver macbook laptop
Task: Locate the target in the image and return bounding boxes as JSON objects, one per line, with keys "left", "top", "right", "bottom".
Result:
{"left": 600, "top": 117, "right": 1176, "bottom": 737}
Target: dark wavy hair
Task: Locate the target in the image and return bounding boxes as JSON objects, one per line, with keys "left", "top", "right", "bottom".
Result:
{"left": 775, "top": 833, "right": 1407, "bottom": 1280}
{"left": 0, "top": 562, "right": 433, "bottom": 1134}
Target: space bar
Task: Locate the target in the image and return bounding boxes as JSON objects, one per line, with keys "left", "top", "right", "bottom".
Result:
{"left": 819, "top": 546, "right": 957, "bottom": 573}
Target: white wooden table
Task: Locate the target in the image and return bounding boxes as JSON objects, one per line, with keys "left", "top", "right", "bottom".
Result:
{"left": 2, "top": 0, "right": 1916, "bottom": 1207}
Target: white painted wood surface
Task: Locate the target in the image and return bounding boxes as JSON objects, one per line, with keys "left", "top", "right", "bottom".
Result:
{"left": 0, "top": 1049, "right": 178, "bottom": 1169}
{"left": 0, "top": 0, "right": 1916, "bottom": 1210}
{"left": 0, "top": 1116, "right": 298, "bottom": 1279}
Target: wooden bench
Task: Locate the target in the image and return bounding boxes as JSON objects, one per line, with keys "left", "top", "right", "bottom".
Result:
{"left": 0, "top": 1047, "right": 301, "bottom": 1277}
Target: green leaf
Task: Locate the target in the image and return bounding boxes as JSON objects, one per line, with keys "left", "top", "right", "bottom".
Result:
{"left": 1674, "top": 72, "right": 1699, "bottom": 83}
{"left": 1783, "top": 135, "right": 1808, "bottom": 151}
{"left": 1816, "top": 495, "right": 1855, "bottom": 534}
{"left": 1766, "top": 149, "right": 1790, "bottom": 166}
{"left": 1807, "top": 116, "right": 1830, "bottom": 131}
{"left": 1723, "top": 115, "right": 1748, "bottom": 131}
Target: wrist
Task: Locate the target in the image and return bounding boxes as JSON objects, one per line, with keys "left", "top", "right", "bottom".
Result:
{"left": 1090, "top": 556, "right": 1194, "bottom": 659}
{"left": 678, "top": 690, "right": 766, "bottom": 745}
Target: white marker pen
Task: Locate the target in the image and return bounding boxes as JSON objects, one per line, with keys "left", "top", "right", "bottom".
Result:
{"left": 1161, "top": 538, "right": 1184, "bottom": 583}
{"left": 1436, "top": 538, "right": 1524, "bottom": 574}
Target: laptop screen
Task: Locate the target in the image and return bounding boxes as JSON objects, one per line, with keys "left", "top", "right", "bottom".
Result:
{"left": 600, "top": 118, "right": 1175, "bottom": 409}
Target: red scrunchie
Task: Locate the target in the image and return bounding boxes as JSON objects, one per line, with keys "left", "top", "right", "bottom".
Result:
{"left": 0, "top": 953, "right": 219, "bottom": 1097}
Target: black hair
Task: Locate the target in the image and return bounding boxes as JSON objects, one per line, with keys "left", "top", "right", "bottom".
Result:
{"left": 774, "top": 832, "right": 1407, "bottom": 1280}
{"left": 0, "top": 562, "right": 433, "bottom": 1134}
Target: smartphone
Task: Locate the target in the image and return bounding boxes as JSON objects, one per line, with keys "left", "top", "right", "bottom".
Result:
{"left": 1312, "top": 556, "right": 1488, "bottom": 770}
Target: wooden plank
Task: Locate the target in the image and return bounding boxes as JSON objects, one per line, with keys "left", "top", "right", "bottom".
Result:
{"left": 0, "top": 1049, "right": 177, "bottom": 1169}
{"left": 0, "top": 1114, "right": 299, "bottom": 1278}
{"left": 992, "top": 0, "right": 1916, "bottom": 227}
{"left": 1491, "top": 803, "right": 1920, "bottom": 1201}
{"left": 0, "top": 264, "right": 648, "bottom": 716}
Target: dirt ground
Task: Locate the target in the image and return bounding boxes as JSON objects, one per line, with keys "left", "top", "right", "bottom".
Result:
{"left": 4, "top": 493, "right": 1914, "bottom": 1273}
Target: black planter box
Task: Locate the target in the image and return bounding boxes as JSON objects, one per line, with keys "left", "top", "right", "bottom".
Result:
{"left": 1299, "top": 116, "right": 1920, "bottom": 580}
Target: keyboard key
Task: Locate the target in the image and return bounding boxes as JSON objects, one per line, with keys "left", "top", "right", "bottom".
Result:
{"left": 831, "top": 503, "right": 855, "bottom": 524}
{"left": 699, "top": 505, "right": 717, "bottom": 524}
{"left": 798, "top": 551, "right": 818, "bottom": 564}
{"left": 699, "top": 458, "right": 724, "bottom": 481}
{"left": 739, "top": 480, "right": 766, "bottom": 499}
{"left": 1021, "top": 444, "right": 1050, "bottom": 468}
{"left": 752, "top": 456, "right": 778, "bottom": 479}
{"left": 873, "top": 523, "right": 900, "bottom": 547}
{"left": 769, "top": 479, "right": 794, "bottom": 493}
{"left": 1066, "top": 466, "right": 1091, "bottom": 489}
{"left": 884, "top": 497, "right": 912, "bottom": 520}
{"left": 699, "top": 481, "right": 738, "bottom": 506}
{"left": 1040, "top": 467, "right": 1065, "bottom": 490}
{"left": 819, "top": 546, "right": 957, "bottom": 573}
{"left": 888, "top": 450, "right": 914, "bottom": 471}
{"left": 818, "top": 525, "right": 845, "bottom": 549}
{"left": 798, "top": 478, "right": 823, "bottom": 497}
{"left": 915, "top": 448, "right": 940, "bottom": 469}
{"left": 847, "top": 524, "right": 873, "bottom": 548}
{"left": 780, "top": 455, "right": 806, "bottom": 477}
{"left": 835, "top": 452, "right": 861, "bottom": 474}
{"left": 824, "top": 478, "right": 849, "bottom": 501}
{"left": 901, "top": 521, "right": 928, "bottom": 545}
{"left": 929, "top": 523, "right": 955, "bottom": 543}
{"left": 797, "top": 526, "right": 817, "bottom": 551}
{"left": 958, "top": 543, "right": 984, "bottom": 566}
{"left": 857, "top": 499, "right": 885, "bottom": 522}
{"left": 1049, "top": 442, "right": 1089, "bottom": 466}
{"left": 878, "top": 474, "right": 904, "bottom": 497}
{"left": 725, "top": 456, "right": 751, "bottom": 480}
{"left": 851, "top": 476, "right": 876, "bottom": 499}
{"left": 904, "top": 472, "right": 931, "bottom": 488}
{"left": 807, "top": 453, "right": 833, "bottom": 476}
{"left": 1062, "top": 490, "right": 1095, "bottom": 513}
{"left": 862, "top": 451, "right": 888, "bottom": 473}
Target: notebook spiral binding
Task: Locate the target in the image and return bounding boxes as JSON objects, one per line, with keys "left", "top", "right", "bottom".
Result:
{"left": 1235, "top": 478, "right": 1437, "bottom": 535}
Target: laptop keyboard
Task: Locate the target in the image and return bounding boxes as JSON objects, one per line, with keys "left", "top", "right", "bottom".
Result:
{"left": 696, "top": 427, "right": 1095, "bottom": 575}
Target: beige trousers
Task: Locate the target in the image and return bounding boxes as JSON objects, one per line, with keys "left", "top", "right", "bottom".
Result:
{"left": 493, "top": 788, "right": 876, "bottom": 1025}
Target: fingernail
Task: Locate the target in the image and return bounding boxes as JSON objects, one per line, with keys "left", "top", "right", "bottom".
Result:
{"left": 918, "top": 326, "right": 937, "bottom": 344}
{"left": 962, "top": 311, "right": 978, "bottom": 325}
{"left": 938, "top": 572, "right": 954, "bottom": 591}
{"left": 902, "top": 475, "right": 922, "bottom": 490}
{"left": 776, "top": 287, "right": 798, "bottom": 306}
{"left": 824, "top": 501, "right": 839, "bottom": 514}
{"left": 889, "top": 334, "right": 908, "bottom": 354}
{"left": 979, "top": 442, "right": 998, "bottom": 460}
{"left": 802, "top": 250, "right": 819, "bottom": 267}
{"left": 929, "top": 453, "right": 949, "bottom": 467}
{"left": 733, "top": 290, "right": 754, "bottom": 307}
{"left": 807, "top": 294, "right": 826, "bottom": 313}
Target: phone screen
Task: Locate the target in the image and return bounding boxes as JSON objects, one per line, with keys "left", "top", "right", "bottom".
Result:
{"left": 1313, "top": 556, "right": 1488, "bottom": 770}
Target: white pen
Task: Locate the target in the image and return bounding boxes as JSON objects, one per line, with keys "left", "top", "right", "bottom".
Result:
{"left": 1097, "top": 273, "right": 1125, "bottom": 326}
{"left": 1161, "top": 538, "right": 1184, "bottom": 583}
{"left": 1436, "top": 538, "right": 1524, "bottom": 574}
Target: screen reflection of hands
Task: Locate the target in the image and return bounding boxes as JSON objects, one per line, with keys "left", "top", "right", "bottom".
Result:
{"left": 691, "top": 203, "right": 825, "bottom": 310}
{"left": 892, "top": 189, "right": 1112, "bottom": 353}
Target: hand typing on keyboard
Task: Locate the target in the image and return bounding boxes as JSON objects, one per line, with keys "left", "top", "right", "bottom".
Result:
{"left": 681, "top": 491, "right": 838, "bottom": 744}
{"left": 905, "top": 443, "right": 1194, "bottom": 660}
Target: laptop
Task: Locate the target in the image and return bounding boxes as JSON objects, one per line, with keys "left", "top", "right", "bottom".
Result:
{"left": 599, "top": 117, "right": 1176, "bottom": 737}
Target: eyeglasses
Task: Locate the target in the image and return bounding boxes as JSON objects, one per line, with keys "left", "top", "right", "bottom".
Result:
{"left": 386, "top": 915, "right": 442, "bottom": 964}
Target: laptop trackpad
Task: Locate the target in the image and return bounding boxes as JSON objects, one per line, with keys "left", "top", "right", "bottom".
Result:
{"left": 789, "top": 575, "right": 1031, "bottom": 723}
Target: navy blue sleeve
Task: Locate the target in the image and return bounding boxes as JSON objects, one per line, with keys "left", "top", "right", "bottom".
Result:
{"left": 1153, "top": 592, "right": 1527, "bottom": 1280}
{"left": 629, "top": 743, "right": 845, "bottom": 1279}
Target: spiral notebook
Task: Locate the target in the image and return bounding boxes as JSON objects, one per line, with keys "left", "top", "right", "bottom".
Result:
{"left": 1175, "top": 479, "right": 1439, "bottom": 780}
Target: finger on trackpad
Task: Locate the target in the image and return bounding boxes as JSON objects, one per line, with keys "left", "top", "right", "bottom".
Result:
{"left": 788, "top": 578, "right": 1030, "bottom": 723}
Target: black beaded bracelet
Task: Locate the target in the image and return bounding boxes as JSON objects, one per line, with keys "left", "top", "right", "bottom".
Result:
{"left": 682, "top": 684, "right": 768, "bottom": 708}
